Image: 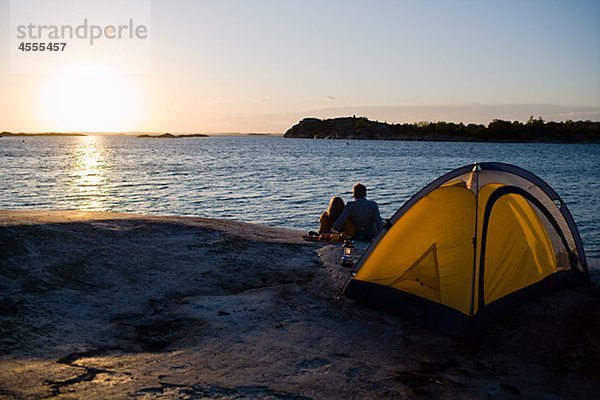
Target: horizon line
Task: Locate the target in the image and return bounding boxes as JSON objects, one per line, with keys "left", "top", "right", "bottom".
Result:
{"left": 3, "top": 114, "right": 600, "bottom": 136}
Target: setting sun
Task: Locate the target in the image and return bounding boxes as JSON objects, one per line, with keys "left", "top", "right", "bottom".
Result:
{"left": 37, "top": 62, "right": 141, "bottom": 132}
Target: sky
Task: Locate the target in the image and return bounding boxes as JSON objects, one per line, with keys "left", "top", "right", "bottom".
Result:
{"left": 0, "top": 0, "right": 599, "bottom": 133}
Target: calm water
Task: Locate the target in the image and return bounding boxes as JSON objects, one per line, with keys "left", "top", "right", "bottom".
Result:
{"left": 1, "top": 136, "right": 599, "bottom": 259}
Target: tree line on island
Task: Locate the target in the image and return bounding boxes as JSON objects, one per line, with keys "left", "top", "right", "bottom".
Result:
{"left": 283, "top": 116, "right": 600, "bottom": 142}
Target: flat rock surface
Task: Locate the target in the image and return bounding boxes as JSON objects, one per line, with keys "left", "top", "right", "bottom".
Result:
{"left": 1, "top": 210, "right": 599, "bottom": 399}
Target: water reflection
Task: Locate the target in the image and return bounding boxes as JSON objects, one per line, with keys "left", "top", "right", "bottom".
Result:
{"left": 0, "top": 136, "right": 598, "bottom": 258}
{"left": 69, "top": 136, "right": 109, "bottom": 210}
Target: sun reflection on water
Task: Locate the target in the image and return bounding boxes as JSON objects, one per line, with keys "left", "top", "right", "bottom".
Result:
{"left": 69, "top": 135, "right": 109, "bottom": 210}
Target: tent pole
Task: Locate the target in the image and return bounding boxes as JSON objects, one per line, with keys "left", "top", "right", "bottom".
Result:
{"left": 336, "top": 250, "right": 365, "bottom": 300}
{"left": 335, "top": 246, "right": 366, "bottom": 300}
{"left": 469, "top": 163, "right": 479, "bottom": 316}
{"left": 335, "top": 271, "right": 354, "bottom": 301}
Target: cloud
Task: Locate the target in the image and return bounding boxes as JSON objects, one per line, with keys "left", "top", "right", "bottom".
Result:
{"left": 556, "top": 110, "right": 600, "bottom": 119}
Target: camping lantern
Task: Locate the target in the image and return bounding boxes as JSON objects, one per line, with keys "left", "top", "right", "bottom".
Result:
{"left": 341, "top": 239, "right": 354, "bottom": 268}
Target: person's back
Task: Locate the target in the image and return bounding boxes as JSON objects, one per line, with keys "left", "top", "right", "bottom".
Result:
{"left": 332, "top": 183, "right": 383, "bottom": 240}
{"left": 319, "top": 196, "right": 355, "bottom": 236}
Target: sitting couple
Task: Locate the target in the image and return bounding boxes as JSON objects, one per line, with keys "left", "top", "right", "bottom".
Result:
{"left": 319, "top": 182, "right": 384, "bottom": 241}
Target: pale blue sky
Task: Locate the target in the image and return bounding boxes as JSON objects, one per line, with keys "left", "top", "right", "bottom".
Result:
{"left": 1, "top": 0, "right": 599, "bottom": 132}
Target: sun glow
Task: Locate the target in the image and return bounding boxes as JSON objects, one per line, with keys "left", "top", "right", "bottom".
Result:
{"left": 38, "top": 62, "right": 142, "bottom": 132}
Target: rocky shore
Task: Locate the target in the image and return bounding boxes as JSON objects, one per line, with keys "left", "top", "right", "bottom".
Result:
{"left": 1, "top": 210, "right": 599, "bottom": 399}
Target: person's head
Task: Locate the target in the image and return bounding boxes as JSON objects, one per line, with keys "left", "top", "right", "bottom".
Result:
{"left": 327, "top": 196, "right": 345, "bottom": 219}
{"left": 353, "top": 182, "right": 367, "bottom": 199}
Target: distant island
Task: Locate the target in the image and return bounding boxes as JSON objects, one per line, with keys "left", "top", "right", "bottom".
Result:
{"left": 284, "top": 117, "right": 600, "bottom": 143}
{"left": 137, "top": 133, "right": 209, "bottom": 138}
{"left": 0, "top": 132, "right": 87, "bottom": 137}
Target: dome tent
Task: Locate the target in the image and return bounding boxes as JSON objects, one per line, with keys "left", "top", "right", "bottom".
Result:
{"left": 343, "top": 162, "right": 590, "bottom": 337}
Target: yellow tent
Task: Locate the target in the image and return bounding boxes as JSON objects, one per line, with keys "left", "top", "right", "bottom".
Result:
{"left": 344, "top": 162, "right": 589, "bottom": 336}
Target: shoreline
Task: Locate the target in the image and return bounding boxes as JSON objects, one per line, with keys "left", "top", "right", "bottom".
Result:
{"left": 5, "top": 133, "right": 600, "bottom": 145}
{"left": 1, "top": 210, "right": 599, "bottom": 399}
{"left": 0, "top": 210, "right": 305, "bottom": 244}
{"left": 0, "top": 132, "right": 284, "bottom": 138}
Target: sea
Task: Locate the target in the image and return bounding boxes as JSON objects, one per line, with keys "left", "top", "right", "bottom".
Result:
{"left": 1, "top": 135, "right": 599, "bottom": 259}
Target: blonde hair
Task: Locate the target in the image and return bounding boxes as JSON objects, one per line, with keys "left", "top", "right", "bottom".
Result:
{"left": 327, "top": 196, "right": 345, "bottom": 221}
